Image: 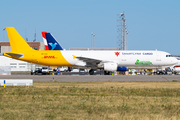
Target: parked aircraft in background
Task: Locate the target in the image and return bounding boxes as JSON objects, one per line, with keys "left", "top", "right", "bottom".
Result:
{"left": 3, "top": 27, "right": 178, "bottom": 75}
{"left": 41, "top": 31, "right": 49, "bottom": 50}
{"left": 42, "top": 32, "right": 63, "bottom": 50}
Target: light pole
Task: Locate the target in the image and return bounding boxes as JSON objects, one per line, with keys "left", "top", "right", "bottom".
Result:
{"left": 91, "top": 32, "right": 96, "bottom": 48}
{"left": 91, "top": 32, "right": 93, "bottom": 48}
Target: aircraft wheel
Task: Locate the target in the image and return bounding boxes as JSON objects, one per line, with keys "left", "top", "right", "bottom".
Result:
{"left": 89, "top": 69, "right": 94, "bottom": 75}
{"left": 104, "top": 71, "right": 110, "bottom": 75}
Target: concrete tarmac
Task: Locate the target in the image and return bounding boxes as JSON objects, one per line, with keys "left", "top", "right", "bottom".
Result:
{"left": 0, "top": 75, "right": 180, "bottom": 82}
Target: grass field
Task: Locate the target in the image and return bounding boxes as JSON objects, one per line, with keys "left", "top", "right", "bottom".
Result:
{"left": 1, "top": 82, "right": 180, "bottom": 119}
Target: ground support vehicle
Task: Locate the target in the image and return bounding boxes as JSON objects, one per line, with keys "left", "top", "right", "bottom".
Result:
{"left": 59, "top": 66, "right": 68, "bottom": 72}
{"left": 156, "top": 69, "right": 166, "bottom": 75}
{"left": 165, "top": 67, "right": 172, "bottom": 75}
{"left": 31, "top": 68, "right": 42, "bottom": 75}
{"left": 173, "top": 66, "right": 180, "bottom": 75}
{"left": 41, "top": 67, "right": 49, "bottom": 75}
{"left": 48, "top": 68, "right": 53, "bottom": 75}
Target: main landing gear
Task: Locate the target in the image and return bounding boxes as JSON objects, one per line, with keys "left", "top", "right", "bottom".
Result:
{"left": 89, "top": 69, "right": 94, "bottom": 75}
{"left": 104, "top": 71, "right": 110, "bottom": 75}
{"left": 89, "top": 69, "right": 111, "bottom": 75}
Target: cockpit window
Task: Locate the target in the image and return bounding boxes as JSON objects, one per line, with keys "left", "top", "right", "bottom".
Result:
{"left": 166, "top": 55, "right": 173, "bottom": 57}
{"left": 176, "top": 57, "right": 180, "bottom": 60}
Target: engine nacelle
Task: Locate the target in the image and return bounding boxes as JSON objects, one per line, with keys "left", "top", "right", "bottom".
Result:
{"left": 104, "top": 63, "right": 117, "bottom": 71}
{"left": 117, "top": 66, "right": 127, "bottom": 71}
{"left": 104, "top": 63, "right": 127, "bottom": 71}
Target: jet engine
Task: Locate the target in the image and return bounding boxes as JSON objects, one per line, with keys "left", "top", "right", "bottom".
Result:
{"left": 104, "top": 63, "right": 117, "bottom": 71}
{"left": 104, "top": 63, "right": 127, "bottom": 71}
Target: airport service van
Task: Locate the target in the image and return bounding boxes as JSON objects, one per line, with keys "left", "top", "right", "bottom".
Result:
{"left": 173, "top": 65, "right": 180, "bottom": 75}
{"left": 41, "top": 67, "right": 53, "bottom": 75}
{"left": 41, "top": 67, "right": 49, "bottom": 75}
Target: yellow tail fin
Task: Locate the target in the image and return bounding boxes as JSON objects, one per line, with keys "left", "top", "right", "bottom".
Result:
{"left": 6, "top": 27, "right": 34, "bottom": 52}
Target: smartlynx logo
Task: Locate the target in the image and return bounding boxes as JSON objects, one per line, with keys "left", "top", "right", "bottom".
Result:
{"left": 115, "top": 52, "right": 120, "bottom": 57}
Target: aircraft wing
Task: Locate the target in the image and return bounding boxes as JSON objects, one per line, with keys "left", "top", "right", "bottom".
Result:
{"left": 74, "top": 56, "right": 113, "bottom": 68}
{"left": 75, "top": 56, "right": 102, "bottom": 67}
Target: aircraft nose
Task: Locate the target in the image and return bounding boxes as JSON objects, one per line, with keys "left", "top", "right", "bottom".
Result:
{"left": 172, "top": 58, "right": 178, "bottom": 64}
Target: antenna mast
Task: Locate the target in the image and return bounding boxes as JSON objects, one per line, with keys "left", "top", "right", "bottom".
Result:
{"left": 33, "top": 29, "right": 36, "bottom": 42}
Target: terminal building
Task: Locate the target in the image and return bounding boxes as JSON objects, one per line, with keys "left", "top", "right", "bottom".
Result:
{"left": 0, "top": 42, "right": 45, "bottom": 53}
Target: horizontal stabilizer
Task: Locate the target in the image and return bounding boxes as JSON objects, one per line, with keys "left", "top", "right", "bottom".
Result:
{"left": 4, "top": 53, "right": 23, "bottom": 58}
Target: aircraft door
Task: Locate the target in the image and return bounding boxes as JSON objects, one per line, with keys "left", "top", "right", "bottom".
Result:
{"left": 156, "top": 51, "right": 161, "bottom": 61}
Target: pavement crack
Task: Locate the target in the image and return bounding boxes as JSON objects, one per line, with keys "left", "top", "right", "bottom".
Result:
{"left": 162, "top": 77, "right": 168, "bottom": 81}
{"left": 108, "top": 76, "right": 115, "bottom": 82}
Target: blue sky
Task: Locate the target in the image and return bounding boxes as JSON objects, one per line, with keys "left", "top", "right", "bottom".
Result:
{"left": 0, "top": 0, "right": 180, "bottom": 54}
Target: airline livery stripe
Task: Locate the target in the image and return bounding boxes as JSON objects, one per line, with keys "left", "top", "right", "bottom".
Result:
{"left": 42, "top": 32, "right": 47, "bottom": 39}
{"left": 45, "top": 45, "right": 49, "bottom": 50}
{"left": 43, "top": 38, "right": 48, "bottom": 45}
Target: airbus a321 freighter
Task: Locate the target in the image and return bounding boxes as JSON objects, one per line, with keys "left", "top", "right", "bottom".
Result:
{"left": 3, "top": 27, "right": 178, "bottom": 75}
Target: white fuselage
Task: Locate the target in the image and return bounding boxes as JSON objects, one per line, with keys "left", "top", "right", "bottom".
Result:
{"left": 60, "top": 50, "right": 177, "bottom": 68}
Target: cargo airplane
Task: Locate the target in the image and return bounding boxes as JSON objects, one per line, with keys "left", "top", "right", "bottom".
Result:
{"left": 3, "top": 27, "right": 178, "bottom": 75}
